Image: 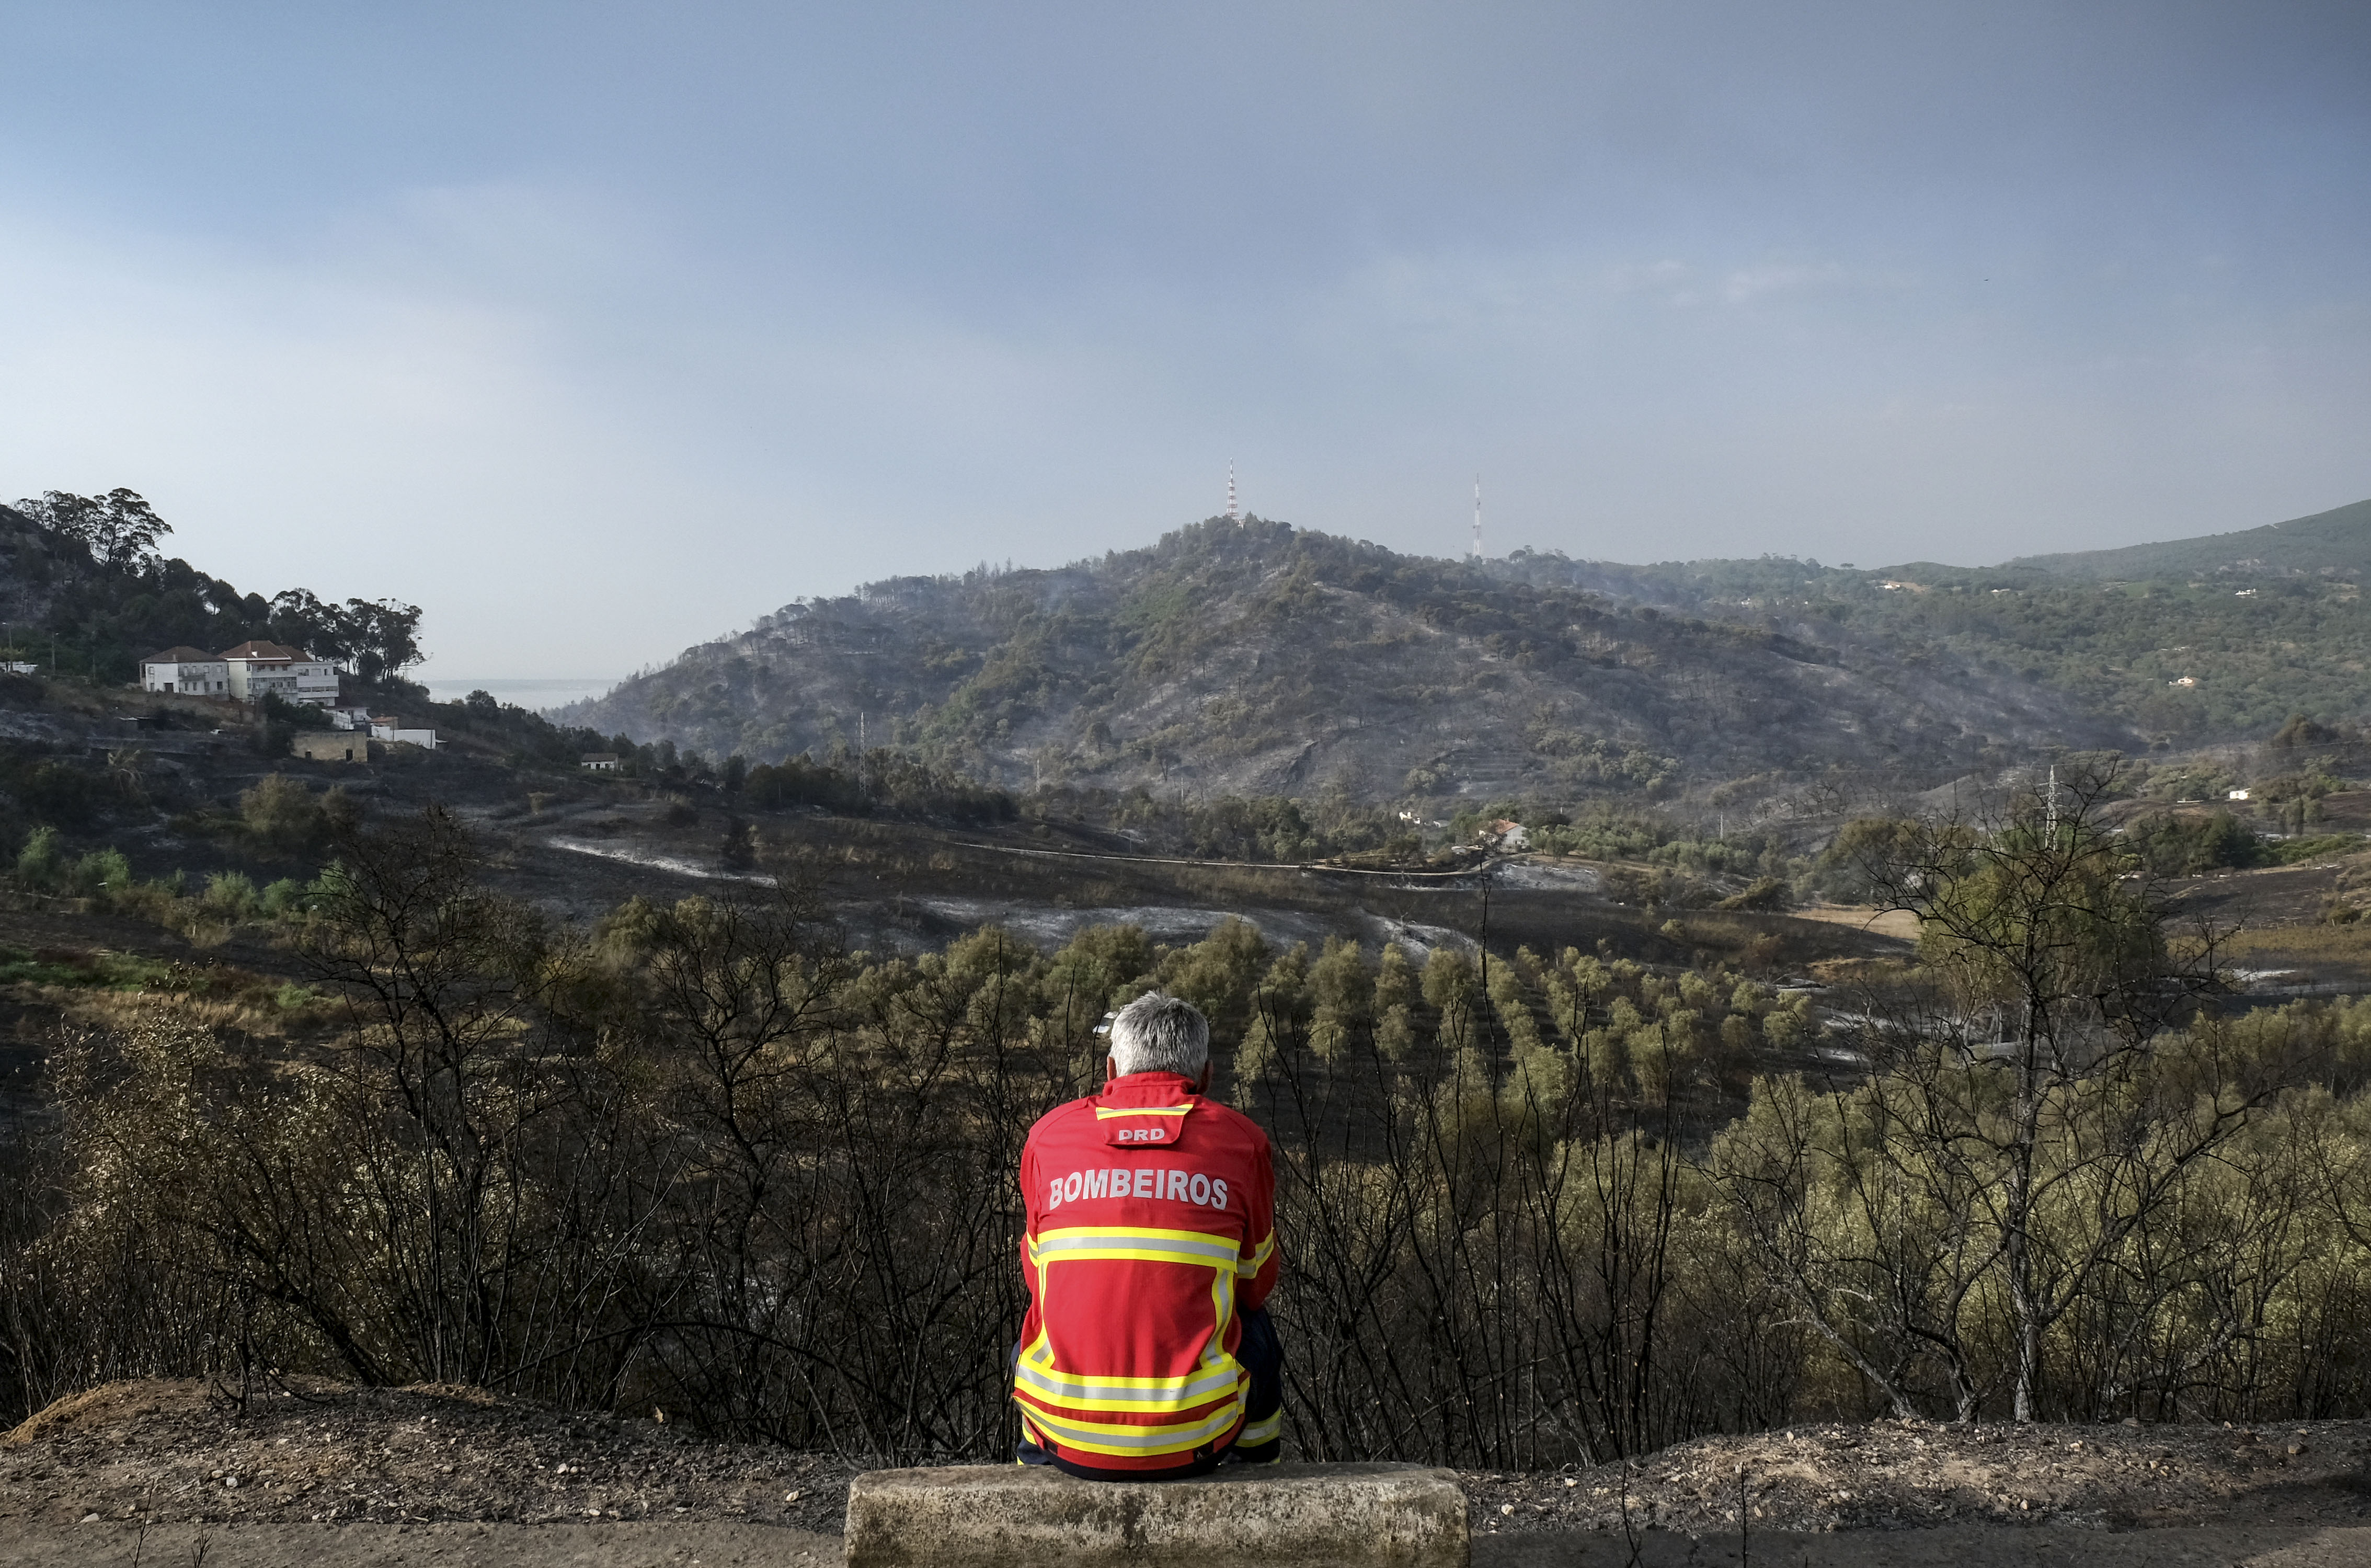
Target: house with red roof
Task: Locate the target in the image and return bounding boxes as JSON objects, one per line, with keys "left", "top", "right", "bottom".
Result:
{"left": 220, "top": 640, "right": 340, "bottom": 706}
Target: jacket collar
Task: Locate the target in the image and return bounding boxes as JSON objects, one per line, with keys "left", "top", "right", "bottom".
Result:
{"left": 1098, "top": 1071, "right": 1199, "bottom": 1107}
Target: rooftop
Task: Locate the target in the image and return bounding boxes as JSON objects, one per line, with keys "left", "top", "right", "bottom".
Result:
{"left": 220, "top": 640, "right": 305, "bottom": 662}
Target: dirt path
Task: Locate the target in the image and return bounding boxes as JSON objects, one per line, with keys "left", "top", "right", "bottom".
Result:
{"left": 6, "top": 1518, "right": 2369, "bottom": 1567}
{"left": 1463, "top": 1415, "right": 2371, "bottom": 1536}
{"left": 0, "top": 1520, "right": 833, "bottom": 1566}
{"left": 7, "top": 1382, "right": 2370, "bottom": 1565}
{"left": 0, "top": 1382, "right": 854, "bottom": 1535}
{"left": 1484, "top": 1522, "right": 2371, "bottom": 1565}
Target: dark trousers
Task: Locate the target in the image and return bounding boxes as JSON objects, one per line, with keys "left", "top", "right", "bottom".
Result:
{"left": 1016, "top": 1305, "right": 1285, "bottom": 1478}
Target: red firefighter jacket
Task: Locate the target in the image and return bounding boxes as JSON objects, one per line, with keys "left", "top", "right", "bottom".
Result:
{"left": 1013, "top": 1070, "right": 1279, "bottom": 1472}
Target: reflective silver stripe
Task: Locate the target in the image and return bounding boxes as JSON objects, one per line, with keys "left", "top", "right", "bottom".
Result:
{"left": 1014, "top": 1363, "right": 1241, "bottom": 1405}
{"left": 1239, "top": 1411, "right": 1282, "bottom": 1444}
{"left": 1036, "top": 1232, "right": 1241, "bottom": 1266}
{"left": 1023, "top": 1406, "right": 1243, "bottom": 1450}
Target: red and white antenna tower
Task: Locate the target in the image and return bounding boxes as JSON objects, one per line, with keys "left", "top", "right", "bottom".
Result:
{"left": 1471, "top": 475, "right": 1483, "bottom": 559}
{"left": 1227, "top": 462, "right": 1240, "bottom": 523}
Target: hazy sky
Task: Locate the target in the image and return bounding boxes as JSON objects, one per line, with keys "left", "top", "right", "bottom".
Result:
{"left": 4, "top": 3, "right": 2367, "bottom": 677}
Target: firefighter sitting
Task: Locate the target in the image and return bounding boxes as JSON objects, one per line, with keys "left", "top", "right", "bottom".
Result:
{"left": 1012, "top": 991, "right": 1284, "bottom": 1477}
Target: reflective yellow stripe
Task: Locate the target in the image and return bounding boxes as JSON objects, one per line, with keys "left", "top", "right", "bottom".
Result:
{"left": 1014, "top": 1347, "right": 1252, "bottom": 1404}
{"left": 1238, "top": 1230, "right": 1276, "bottom": 1276}
{"left": 1014, "top": 1364, "right": 1240, "bottom": 1412}
{"left": 1014, "top": 1361, "right": 1241, "bottom": 1400}
{"left": 1036, "top": 1226, "right": 1242, "bottom": 1268}
{"left": 1014, "top": 1376, "right": 1242, "bottom": 1414}
{"left": 1017, "top": 1402, "right": 1245, "bottom": 1457}
{"left": 1238, "top": 1410, "right": 1281, "bottom": 1445}
{"left": 1093, "top": 1104, "right": 1192, "bottom": 1118}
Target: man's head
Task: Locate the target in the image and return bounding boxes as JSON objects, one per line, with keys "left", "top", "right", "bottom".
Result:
{"left": 1107, "top": 992, "right": 1211, "bottom": 1086}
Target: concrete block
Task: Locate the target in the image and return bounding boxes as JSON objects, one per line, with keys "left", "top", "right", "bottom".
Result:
{"left": 842, "top": 1461, "right": 1469, "bottom": 1568}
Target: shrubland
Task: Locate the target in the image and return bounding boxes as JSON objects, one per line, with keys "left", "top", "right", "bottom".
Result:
{"left": 7, "top": 763, "right": 2371, "bottom": 1471}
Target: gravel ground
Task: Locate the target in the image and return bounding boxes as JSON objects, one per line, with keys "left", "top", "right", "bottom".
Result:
{"left": 1464, "top": 1416, "right": 2371, "bottom": 1539}
{"left": 0, "top": 1380, "right": 856, "bottom": 1535}
{"left": 7, "top": 1381, "right": 2371, "bottom": 1553}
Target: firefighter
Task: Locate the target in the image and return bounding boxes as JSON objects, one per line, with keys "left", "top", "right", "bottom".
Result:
{"left": 1012, "top": 991, "right": 1283, "bottom": 1477}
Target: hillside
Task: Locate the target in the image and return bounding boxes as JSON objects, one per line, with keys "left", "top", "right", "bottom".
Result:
{"left": 1996, "top": 495, "right": 2371, "bottom": 582}
{"left": 1468, "top": 495, "right": 2371, "bottom": 750}
{"left": 560, "top": 518, "right": 2119, "bottom": 805}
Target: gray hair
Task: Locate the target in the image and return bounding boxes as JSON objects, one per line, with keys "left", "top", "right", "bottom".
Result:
{"left": 1108, "top": 992, "right": 1210, "bottom": 1079}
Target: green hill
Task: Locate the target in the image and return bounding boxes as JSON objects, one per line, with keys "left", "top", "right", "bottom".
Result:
{"left": 1992, "top": 496, "right": 2371, "bottom": 583}
{"left": 1484, "top": 497, "right": 2371, "bottom": 750}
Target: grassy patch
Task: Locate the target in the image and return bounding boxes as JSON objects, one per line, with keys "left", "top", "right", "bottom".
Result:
{"left": 0, "top": 945, "right": 177, "bottom": 989}
{"left": 2220, "top": 923, "right": 2371, "bottom": 976}
{"left": 2264, "top": 833, "right": 2369, "bottom": 865}
{"left": 0, "top": 945, "right": 327, "bottom": 1012}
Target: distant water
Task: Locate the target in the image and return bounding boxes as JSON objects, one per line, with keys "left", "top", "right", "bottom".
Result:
{"left": 420, "top": 677, "right": 622, "bottom": 712}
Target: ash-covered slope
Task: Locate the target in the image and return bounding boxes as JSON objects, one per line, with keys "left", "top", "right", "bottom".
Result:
{"left": 562, "top": 518, "right": 2122, "bottom": 802}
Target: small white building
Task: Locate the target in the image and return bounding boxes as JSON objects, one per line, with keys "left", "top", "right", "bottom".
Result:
{"left": 2229, "top": 788, "right": 2251, "bottom": 802}
{"left": 140, "top": 646, "right": 230, "bottom": 696}
{"left": 222, "top": 640, "right": 340, "bottom": 706}
{"left": 1481, "top": 818, "right": 1531, "bottom": 851}
{"left": 326, "top": 705, "right": 375, "bottom": 731}
{"left": 581, "top": 752, "right": 622, "bottom": 771}
{"left": 368, "top": 717, "right": 439, "bottom": 750}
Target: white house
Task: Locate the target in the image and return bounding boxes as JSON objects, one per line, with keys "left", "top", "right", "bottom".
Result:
{"left": 1480, "top": 818, "right": 1531, "bottom": 851}
{"left": 581, "top": 752, "right": 622, "bottom": 771}
{"left": 139, "top": 646, "right": 230, "bottom": 696}
{"left": 2229, "top": 788, "right": 2251, "bottom": 802}
{"left": 222, "top": 640, "right": 340, "bottom": 706}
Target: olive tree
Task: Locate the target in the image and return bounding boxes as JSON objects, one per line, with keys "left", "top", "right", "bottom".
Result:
{"left": 1721, "top": 759, "right": 2281, "bottom": 1422}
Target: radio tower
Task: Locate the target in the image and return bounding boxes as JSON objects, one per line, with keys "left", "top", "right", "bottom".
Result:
{"left": 1471, "top": 475, "right": 1483, "bottom": 559}
{"left": 1227, "top": 462, "right": 1240, "bottom": 524}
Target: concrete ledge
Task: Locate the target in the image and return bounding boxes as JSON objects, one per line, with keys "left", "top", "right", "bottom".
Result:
{"left": 843, "top": 1461, "right": 1469, "bottom": 1568}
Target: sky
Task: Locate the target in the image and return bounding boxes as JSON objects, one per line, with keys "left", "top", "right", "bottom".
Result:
{"left": 3, "top": 2, "right": 2367, "bottom": 679}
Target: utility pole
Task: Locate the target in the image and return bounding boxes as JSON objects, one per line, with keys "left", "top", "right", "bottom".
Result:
{"left": 1228, "top": 463, "right": 1240, "bottom": 524}
{"left": 1471, "top": 476, "right": 1483, "bottom": 560}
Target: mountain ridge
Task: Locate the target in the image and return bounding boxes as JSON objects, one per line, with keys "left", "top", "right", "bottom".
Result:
{"left": 560, "top": 517, "right": 2124, "bottom": 806}
{"left": 1986, "top": 496, "right": 2371, "bottom": 582}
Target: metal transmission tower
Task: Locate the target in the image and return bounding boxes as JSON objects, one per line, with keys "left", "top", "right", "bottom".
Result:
{"left": 1227, "top": 463, "right": 1240, "bottom": 523}
{"left": 1471, "top": 475, "right": 1483, "bottom": 559}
